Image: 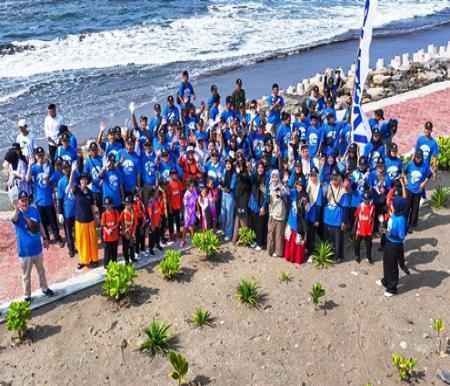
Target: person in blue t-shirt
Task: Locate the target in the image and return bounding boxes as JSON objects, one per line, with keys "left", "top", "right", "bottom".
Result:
{"left": 57, "top": 160, "right": 76, "bottom": 257}
{"left": 83, "top": 142, "right": 104, "bottom": 215}
{"left": 370, "top": 158, "right": 391, "bottom": 233}
{"left": 162, "top": 95, "right": 180, "bottom": 123}
{"left": 26, "top": 146, "right": 63, "bottom": 246}
{"left": 148, "top": 103, "right": 162, "bottom": 140}
{"left": 157, "top": 149, "right": 177, "bottom": 183}
{"left": 306, "top": 85, "right": 326, "bottom": 113}
{"left": 116, "top": 138, "right": 141, "bottom": 196}
{"left": 305, "top": 115, "right": 323, "bottom": 159}
{"left": 267, "top": 83, "right": 284, "bottom": 135}
{"left": 140, "top": 141, "right": 158, "bottom": 202}
{"left": 207, "top": 84, "right": 219, "bottom": 111}
{"left": 56, "top": 132, "right": 77, "bottom": 163}
{"left": 322, "top": 168, "right": 350, "bottom": 263}
{"left": 363, "top": 127, "right": 385, "bottom": 170}
{"left": 350, "top": 156, "right": 373, "bottom": 226}
{"left": 415, "top": 121, "right": 439, "bottom": 173}
{"left": 98, "top": 124, "right": 124, "bottom": 158}
{"left": 58, "top": 124, "right": 78, "bottom": 150}
{"left": 208, "top": 94, "right": 221, "bottom": 124}
{"left": 276, "top": 112, "right": 292, "bottom": 159}
{"left": 385, "top": 143, "right": 403, "bottom": 181}
{"left": 221, "top": 96, "right": 236, "bottom": 126}
{"left": 99, "top": 153, "right": 124, "bottom": 211}
{"left": 321, "top": 114, "right": 340, "bottom": 156}
{"left": 248, "top": 122, "right": 266, "bottom": 161}
{"left": 129, "top": 102, "right": 152, "bottom": 151}
{"left": 379, "top": 195, "right": 408, "bottom": 296}
{"left": 292, "top": 109, "right": 309, "bottom": 142}
{"left": 338, "top": 115, "right": 352, "bottom": 157}
{"left": 12, "top": 190, "right": 54, "bottom": 302}
{"left": 177, "top": 70, "right": 195, "bottom": 113}
{"left": 205, "top": 151, "right": 224, "bottom": 187}
{"left": 404, "top": 149, "right": 431, "bottom": 233}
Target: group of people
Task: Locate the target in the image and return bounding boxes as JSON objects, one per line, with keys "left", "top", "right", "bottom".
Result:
{"left": 5, "top": 70, "right": 440, "bottom": 302}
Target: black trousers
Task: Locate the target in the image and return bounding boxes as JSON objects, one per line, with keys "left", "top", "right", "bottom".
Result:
{"left": 135, "top": 219, "right": 145, "bottom": 253}
{"left": 104, "top": 240, "right": 118, "bottom": 268}
{"left": 64, "top": 216, "right": 75, "bottom": 255}
{"left": 160, "top": 216, "right": 168, "bottom": 241}
{"left": 406, "top": 191, "right": 421, "bottom": 228}
{"left": 324, "top": 223, "right": 345, "bottom": 261}
{"left": 168, "top": 209, "right": 181, "bottom": 235}
{"left": 122, "top": 235, "right": 135, "bottom": 264}
{"left": 93, "top": 192, "right": 103, "bottom": 217}
{"left": 38, "top": 205, "right": 61, "bottom": 241}
{"left": 355, "top": 235, "right": 372, "bottom": 261}
{"left": 306, "top": 220, "right": 317, "bottom": 254}
{"left": 149, "top": 226, "right": 162, "bottom": 250}
{"left": 250, "top": 212, "right": 268, "bottom": 248}
{"left": 48, "top": 144, "right": 57, "bottom": 163}
{"left": 382, "top": 240, "right": 404, "bottom": 294}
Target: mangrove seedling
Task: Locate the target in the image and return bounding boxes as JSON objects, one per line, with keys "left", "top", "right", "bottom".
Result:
{"left": 431, "top": 186, "right": 450, "bottom": 209}
{"left": 192, "top": 307, "right": 214, "bottom": 328}
{"left": 192, "top": 230, "right": 220, "bottom": 258}
{"left": 168, "top": 351, "right": 189, "bottom": 386}
{"left": 236, "top": 278, "right": 260, "bottom": 307}
{"left": 238, "top": 226, "right": 256, "bottom": 246}
{"left": 311, "top": 241, "right": 334, "bottom": 269}
{"left": 159, "top": 250, "right": 182, "bottom": 280}
{"left": 103, "top": 261, "right": 138, "bottom": 300}
{"left": 280, "top": 270, "right": 293, "bottom": 283}
{"left": 309, "top": 282, "right": 325, "bottom": 310}
{"left": 392, "top": 353, "right": 417, "bottom": 381}
{"left": 6, "top": 300, "right": 31, "bottom": 340}
{"left": 139, "top": 320, "right": 172, "bottom": 355}
{"left": 432, "top": 318, "right": 446, "bottom": 356}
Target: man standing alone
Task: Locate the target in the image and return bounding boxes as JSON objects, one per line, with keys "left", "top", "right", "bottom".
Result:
{"left": 44, "top": 103, "right": 64, "bottom": 162}
{"left": 12, "top": 191, "right": 54, "bottom": 302}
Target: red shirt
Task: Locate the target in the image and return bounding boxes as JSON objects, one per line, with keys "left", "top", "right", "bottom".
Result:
{"left": 101, "top": 209, "right": 119, "bottom": 242}
{"left": 178, "top": 157, "right": 200, "bottom": 185}
{"left": 147, "top": 199, "right": 161, "bottom": 228}
{"left": 354, "top": 203, "right": 375, "bottom": 237}
{"left": 166, "top": 180, "right": 183, "bottom": 210}
{"left": 133, "top": 198, "right": 146, "bottom": 221}
{"left": 120, "top": 208, "right": 137, "bottom": 237}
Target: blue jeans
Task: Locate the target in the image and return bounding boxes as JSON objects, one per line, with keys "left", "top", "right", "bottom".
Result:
{"left": 220, "top": 192, "right": 235, "bottom": 238}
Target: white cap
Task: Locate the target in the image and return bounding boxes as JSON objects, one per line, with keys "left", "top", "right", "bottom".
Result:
{"left": 18, "top": 118, "right": 27, "bottom": 128}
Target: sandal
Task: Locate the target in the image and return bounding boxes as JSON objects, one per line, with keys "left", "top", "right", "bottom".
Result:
{"left": 77, "top": 263, "right": 85, "bottom": 270}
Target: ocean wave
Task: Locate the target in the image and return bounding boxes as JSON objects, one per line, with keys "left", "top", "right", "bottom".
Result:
{"left": 0, "top": 1, "right": 449, "bottom": 79}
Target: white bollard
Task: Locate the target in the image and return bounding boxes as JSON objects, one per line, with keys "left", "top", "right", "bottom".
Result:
{"left": 302, "top": 78, "right": 310, "bottom": 91}
{"left": 401, "top": 53, "right": 409, "bottom": 68}
{"left": 314, "top": 73, "right": 322, "bottom": 83}
{"left": 417, "top": 51, "right": 425, "bottom": 63}
{"left": 286, "top": 85, "right": 295, "bottom": 95}
{"left": 376, "top": 58, "right": 384, "bottom": 70}
{"left": 439, "top": 46, "right": 446, "bottom": 57}
{"left": 427, "top": 44, "right": 436, "bottom": 57}
{"left": 348, "top": 63, "right": 356, "bottom": 77}
{"left": 296, "top": 83, "right": 304, "bottom": 95}
{"left": 424, "top": 52, "right": 431, "bottom": 62}
{"left": 418, "top": 49, "right": 425, "bottom": 56}
{"left": 412, "top": 52, "right": 419, "bottom": 62}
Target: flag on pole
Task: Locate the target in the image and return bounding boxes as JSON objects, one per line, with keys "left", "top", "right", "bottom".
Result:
{"left": 351, "top": 0, "right": 378, "bottom": 149}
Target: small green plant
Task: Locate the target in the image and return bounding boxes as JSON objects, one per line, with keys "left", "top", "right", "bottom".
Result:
{"left": 432, "top": 318, "right": 446, "bottom": 356}
{"left": 159, "top": 250, "right": 182, "bottom": 280}
{"left": 6, "top": 300, "right": 31, "bottom": 339}
{"left": 103, "top": 261, "right": 138, "bottom": 300}
{"left": 238, "top": 226, "right": 256, "bottom": 246}
{"left": 392, "top": 353, "right": 417, "bottom": 381}
{"left": 436, "top": 135, "right": 450, "bottom": 170}
{"left": 430, "top": 186, "right": 450, "bottom": 209}
{"left": 168, "top": 351, "right": 189, "bottom": 386}
{"left": 311, "top": 241, "right": 334, "bottom": 269}
{"left": 192, "top": 230, "right": 220, "bottom": 258}
{"left": 309, "top": 282, "right": 325, "bottom": 310}
{"left": 346, "top": 232, "right": 357, "bottom": 250}
{"left": 139, "top": 320, "right": 172, "bottom": 355}
{"left": 236, "top": 278, "right": 259, "bottom": 307}
{"left": 192, "top": 307, "right": 214, "bottom": 328}
{"left": 280, "top": 271, "right": 293, "bottom": 283}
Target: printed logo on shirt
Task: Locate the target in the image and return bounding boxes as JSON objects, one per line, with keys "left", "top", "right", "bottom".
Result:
{"left": 420, "top": 144, "right": 431, "bottom": 159}
{"left": 309, "top": 133, "right": 318, "bottom": 145}
{"left": 387, "top": 165, "right": 399, "bottom": 180}
{"left": 144, "top": 161, "right": 155, "bottom": 176}
{"left": 108, "top": 174, "right": 119, "bottom": 190}
{"left": 36, "top": 172, "right": 48, "bottom": 188}
{"left": 123, "top": 159, "right": 135, "bottom": 174}
{"left": 410, "top": 170, "right": 422, "bottom": 184}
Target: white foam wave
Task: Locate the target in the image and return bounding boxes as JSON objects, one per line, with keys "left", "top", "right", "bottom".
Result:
{"left": 0, "top": 0, "right": 448, "bottom": 78}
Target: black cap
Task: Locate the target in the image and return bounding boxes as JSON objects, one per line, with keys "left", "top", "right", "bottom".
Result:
{"left": 58, "top": 124, "right": 69, "bottom": 134}
{"left": 179, "top": 132, "right": 187, "bottom": 140}
{"left": 113, "top": 125, "right": 121, "bottom": 133}
{"left": 359, "top": 156, "right": 368, "bottom": 167}
{"left": 104, "top": 196, "right": 113, "bottom": 206}
{"left": 348, "top": 143, "right": 357, "bottom": 152}
{"left": 312, "top": 85, "right": 319, "bottom": 92}
{"left": 143, "top": 140, "right": 152, "bottom": 147}
{"left": 54, "top": 156, "right": 63, "bottom": 165}
{"left": 35, "top": 146, "right": 45, "bottom": 155}
{"left": 211, "top": 84, "right": 217, "bottom": 91}
{"left": 182, "top": 70, "right": 189, "bottom": 77}
{"left": 374, "top": 109, "right": 385, "bottom": 120}
{"left": 225, "top": 95, "right": 233, "bottom": 104}
{"left": 376, "top": 158, "right": 385, "bottom": 167}
{"left": 295, "top": 178, "right": 304, "bottom": 185}
{"left": 294, "top": 160, "right": 301, "bottom": 167}
{"left": 126, "top": 137, "right": 136, "bottom": 144}
{"left": 414, "top": 149, "right": 423, "bottom": 158}
{"left": 167, "top": 95, "right": 174, "bottom": 103}
{"left": 169, "top": 118, "right": 177, "bottom": 126}
{"left": 107, "top": 153, "right": 116, "bottom": 162}
{"left": 60, "top": 132, "right": 70, "bottom": 141}
{"left": 211, "top": 150, "right": 219, "bottom": 157}
{"left": 362, "top": 190, "right": 372, "bottom": 201}
{"left": 264, "top": 139, "right": 273, "bottom": 146}
{"left": 88, "top": 142, "right": 98, "bottom": 151}
{"left": 331, "top": 167, "right": 341, "bottom": 177}
{"left": 10, "top": 142, "right": 21, "bottom": 151}
{"left": 239, "top": 102, "right": 245, "bottom": 110}
{"left": 272, "top": 83, "right": 279, "bottom": 89}
{"left": 161, "top": 149, "right": 169, "bottom": 156}
{"left": 236, "top": 78, "right": 242, "bottom": 85}
{"left": 154, "top": 103, "right": 161, "bottom": 110}
{"left": 169, "top": 168, "right": 177, "bottom": 175}
{"left": 18, "top": 191, "right": 29, "bottom": 200}
{"left": 372, "top": 127, "right": 380, "bottom": 135}
{"left": 80, "top": 172, "right": 92, "bottom": 183}
{"left": 61, "top": 160, "right": 70, "bottom": 168}
{"left": 310, "top": 166, "right": 319, "bottom": 176}
{"left": 198, "top": 117, "right": 204, "bottom": 125}
{"left": 389, "top": 143, "right": 398, "bottom": 152}
{"left": 123, "top": 195, "right": 133, "bottom": 205}
{"left": 424, "top": 121, "right": 433, "bottom": 131}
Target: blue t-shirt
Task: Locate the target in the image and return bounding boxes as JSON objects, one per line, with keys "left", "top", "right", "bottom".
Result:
{"left": 116, "top": 149, "right": 141, "bottom": 193}
{"left": 363, "top": 142, "right": 385, "bottom": 170}
{"left": 101, "top": 168, "right": 123, "bottom": 208}
{"left": 323, "top": 190, "right": 350, "bottom": 227}
{"left": 177, "top": 82, "right": 194, "bottom": 109}
{"left": 267, "top": 95, "right": 284, "bottom": 125}
{"left": 74, "top": 185, "right": 94, "bottom": 223}
{"left": 162, "top": 105, "right": 180, "bottom": 122}
{"left": 83, "top": 155, "right": 103, "bottom": 193}
{"left": 292, "top": 119, "right": 308, "bottom": 142}
{"left": 385, "top": 156, "right": 403, "bottom": 181}
{"left": 405, "top": 161, "right": 432, "bottom": 194}
{"left": 101, "top": 141, "right": 123, "bottom": 158}
{"left": 338, "top": 122, "right": 352, "bottom": 157}
{"left": 205, "top": 161, "right": 224, "bottom": 187}
{"left": 209, "top": 105, "right": 220, "bottom": 121}
{"left": 276, "top": 123, "right": 292, "bottom": 159}
{"left": 415, "top": 136, "right": 439, "bottom": 166}
{"left": 350, "top": 169, "right": 374, "bottom": 208}
{"left": 248, "top": 132, "right": 265, "bottom": 160}
{"left": 158, "top": 159, "right": 177, "bottom": 182}
{"left": 322, "top": 123, "right": 340, "bottom": 155}
{"left": 141, "top": 151, "right": 157, "bottom": 185}
{"left": 30, "top": 163, "right": 54, "bottom": 206}
{"left": 57, "top": 176, "right": 76, "bottom": 218}
{"left": 220, "top": 109, "right": 235, "bottom": 126}
{"left": 370, "top": 172, "right": 391, "bottom": 204}
{"left": 386, "top": 213, "right": 406, "bottom": 244}
{"left": 305, "top": 125, "right": 323, "bottom": 158}
{"left": 56, "top": 145, "right": 77, "bottom": 163}
{"left": 14, "top": 205, "right": 43, "bottom": 257}
{"left": 149, "top": 116, "right": 161, "bottom": 139}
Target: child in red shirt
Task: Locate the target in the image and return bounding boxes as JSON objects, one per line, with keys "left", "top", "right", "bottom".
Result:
{"left": 120, "top": 195, "right": 138, "bottom": 264}
{"left": 133, "top": 187, "right": 147, "bottom": 257}
{"left": 354, "top": 190, "right": 375, "bottom": 264}
{"left": 147, "top": 187, "right": 163, "bottom": 255}
{"left": 101, "top": 196, "right": 120, "bottom": 268}
{"left": 166, "top": 168, "right": 183, "bottom": 241}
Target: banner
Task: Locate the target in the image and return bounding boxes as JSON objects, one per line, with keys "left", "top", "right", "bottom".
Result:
{"left": 351, "top": 0, "right": 378, "bottom": 148}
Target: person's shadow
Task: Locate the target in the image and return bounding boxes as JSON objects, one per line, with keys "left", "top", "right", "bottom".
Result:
{"left": 405, "top": 248, "right": 438, "bottom": 271}
{"left": 398, "top": 269, "right": 449, "bottom": 294}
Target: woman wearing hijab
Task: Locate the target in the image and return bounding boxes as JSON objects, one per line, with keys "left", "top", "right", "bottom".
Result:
{"left": 248, "top": 162, "right": 268, "bottom": 250}
{"left": 378, "top": 195, "right": 408, "bottom": 297}
{"left": 267, "top": 169, "right": 288, "bottom": 257}
{"left": 284, "top": 178, "right": 308, "bottom": 264}
{"left": 4, "top": 144, "right": 29, "bottom": 198}
{"left": 232, "top": 159, "right": 251, "bottom": 244}
{"left": 305, "top": 167, "right": 322, "bottom": 257}
{"left": 322, "top": 167, "right": 350, "bottom": 263}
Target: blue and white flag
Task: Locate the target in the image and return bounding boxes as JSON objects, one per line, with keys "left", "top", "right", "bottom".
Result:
{"left": 351, "top": 0, "right": 378, "bottom": 149}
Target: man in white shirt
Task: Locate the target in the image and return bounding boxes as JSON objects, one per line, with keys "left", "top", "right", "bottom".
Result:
{"left": 16, "top": 119, "right": 36, "bottom": 158}
{"left": 44, "top": 103, "right": 64, "bottom": 162}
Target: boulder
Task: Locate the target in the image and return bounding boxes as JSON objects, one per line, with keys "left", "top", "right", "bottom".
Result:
{"left": 366, "top": 87, "right": 386, "bottom": 100}
{"left": 372, "top": 74, "right": 391, "bottom": 86}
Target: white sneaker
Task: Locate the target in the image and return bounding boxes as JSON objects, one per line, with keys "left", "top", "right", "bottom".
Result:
{"left": 224, "top": 236, "right": 231, "bottom": 242}
{"left": 250, "top": 242, "right": 257, "bottom": 248}
{"left": 307, "top": 256, "right": 313, "bottom": 263}
{"left": 142, "top": 250, "right": 149, "bottom": 257}
{"left": 134, "top": 253, "right": 140, "bottom": 260}
{"left": 255, "top": 245, "right": 262, "bottom": 251}
{"left": 272, "top": 253, "right": 278, "bottom": 257}
{"left": 384, "top": 291, "right": 394, "bottom": 297}
{"left": 376, "top": 279, "right": 382, "bottom": 287}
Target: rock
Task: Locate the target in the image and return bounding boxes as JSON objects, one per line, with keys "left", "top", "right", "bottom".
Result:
{"left": 373, "top": 74, "right": 391, "bottom": 86}
{"left": 417, "top": 71, "right": 441, "bottom": 83}
{"left": 423, "top": 332, "right": 430, "bottom": 339}
{"left": 400, "top": 341, "right": 408, "bottom": 349}
{"left": 437, "top": 368, "right": 450, "bottom": 385}
{"left": 366, "top": 87, "right": 386, "bottom": 100}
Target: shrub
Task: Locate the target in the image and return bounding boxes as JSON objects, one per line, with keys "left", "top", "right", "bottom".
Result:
{"left": 430, "top": 186, "right": 450, "bottom": 210}
{"left": 309, "top": 282, "right": 325, "bottom": 310}
{"left": 238, "top": 226, "right": 256, "bottom": 246}
{"left": 311, "top": 241, "right": 334, "bottom": 269}
{"left": 168, "top": 351, "right": 189, "bottom": 386}
{"left": 280, "top": 271, "right": 293, "bottom": 283}
{"left": 392, "top": 353, "right": 417, "bottom": 381}
{"left": 192, "top": 230, "right": 220, "bottom": 258}
{"left": 432, "top": 318, "right": 446, "bottom": 356}
{"left": 103, "top": 261, "right": 138, "bottom": 300}
{"left": 192, "top": 307, "right": 214, "bottom": 328}
{"left": 159, "top": 250, "right": 182, "bottom": 280}
{"left": 140, "top": 320, "right": 172, "bottom": 355}
{"left": 6, "top": 300, "right": 31, "bottom": 339}
{"left": 436, "top": 136, "right": 450, "bottom": 170}
{"left": 236, "top": 278, "right": 259, "bottom": 307}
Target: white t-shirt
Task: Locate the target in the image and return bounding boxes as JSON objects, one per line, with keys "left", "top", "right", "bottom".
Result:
{"left": 16, "top": 131, "right": 36, "bottom": 157}
{"left": 44, "top": 114, "right": 64, "bottom": 144}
